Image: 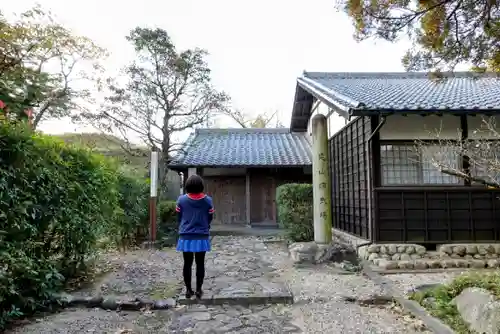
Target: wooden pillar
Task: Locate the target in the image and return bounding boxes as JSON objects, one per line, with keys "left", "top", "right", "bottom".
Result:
{"left": 312, "top": 114, "right": 333, "bottom": 244}
{"left": 245, "top": 169, "right": 251, "bottom": 225}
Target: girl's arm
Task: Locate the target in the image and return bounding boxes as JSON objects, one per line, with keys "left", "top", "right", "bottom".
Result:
{"left": 175, "top": 200, "right": 182, "bottom": 226}
{"left": 208, "top": 199, "right": 214, "bottom": 229}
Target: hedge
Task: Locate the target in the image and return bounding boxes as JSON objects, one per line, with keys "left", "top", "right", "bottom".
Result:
{"left": 276, "top": 183, "right": 314, "bottom": 242}
{"left": 0, "top": 122, "right": 151, "bottom": 328}
{"left": 157, "top": 200, "right": 178, "bottom": 245}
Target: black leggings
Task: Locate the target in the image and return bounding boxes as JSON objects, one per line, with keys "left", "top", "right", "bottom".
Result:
{"left": 182, "top": 252, "right": 206, "bottom": 292}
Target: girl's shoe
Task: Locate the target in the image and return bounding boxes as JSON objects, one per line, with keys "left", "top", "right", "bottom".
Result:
{"left": 195, "top": 290, "right": 203, "bottom": 299}
{"left": 185, "top": 289, "right": 194, "bottom": 299}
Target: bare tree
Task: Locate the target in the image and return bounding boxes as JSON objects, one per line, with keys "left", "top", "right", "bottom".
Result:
{"left": 85, "top": 27, "right": 229, "bottom": 196}
{"left": 220, "top": 109, "right": 285, "bottom": 128}
{"left": 414, "top": 116, "right": 500, "bottom": 187}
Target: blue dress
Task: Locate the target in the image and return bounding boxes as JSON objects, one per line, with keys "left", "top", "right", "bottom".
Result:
{"left": 175, "top": 193, "right": 213, "bottom": 253}
{"left": 176, "top": 238, "right": 211, "bottom": 252}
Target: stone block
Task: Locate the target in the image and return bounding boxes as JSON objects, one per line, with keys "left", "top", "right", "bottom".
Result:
{"left": 376, "top": 259, "right": 398, "bottom": 270}
{"left": 414, "top": 260, "right": 429, "bottom": 270}
{"left": 454, "top": 288, "right": 500, "bottom": 334}
{"left": 288, "top": 241, "right": 357, "bottom": 265}
{"left": 487, "top": 259, "right": 500, "bottom": 268}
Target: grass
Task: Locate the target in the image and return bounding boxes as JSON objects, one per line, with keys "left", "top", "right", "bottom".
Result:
{"left": 409, "top": 270, "right": 500, "bottom": 334}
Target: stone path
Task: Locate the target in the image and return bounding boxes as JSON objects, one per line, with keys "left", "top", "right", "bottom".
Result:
{"left": 9, "top": 236, "right": 431, "bottom": 333}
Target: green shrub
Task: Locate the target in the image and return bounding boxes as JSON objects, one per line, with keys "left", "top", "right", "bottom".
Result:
{"left": 0, "top": 122, "right": 120, "bottom": 328}
{"left": 276, "top": 183, "right": 313, "bottom": 242}
{"left": 157, "top": 200, "right": 178, "bottom": 244}
{"left": 410, "top": 271, "right": 500, "bottom": 333}
{"left": 110, "top": 170, "right": 150, "bottom": 248}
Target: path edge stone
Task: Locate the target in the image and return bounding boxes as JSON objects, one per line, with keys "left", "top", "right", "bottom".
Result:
{"left": 361, "top": 261, "right": 456, "bottom": 334}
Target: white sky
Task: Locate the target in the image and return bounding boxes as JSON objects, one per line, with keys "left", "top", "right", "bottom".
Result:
{"left": 5, "top": 0, "right": 412, "bottom": 137}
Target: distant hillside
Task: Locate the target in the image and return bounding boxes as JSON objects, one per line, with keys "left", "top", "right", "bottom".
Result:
{"left": 54, "top": 133, "right": 181, "bottom": 199}
{"left": 54, "top": 133, "right": 149, "bottom": 170}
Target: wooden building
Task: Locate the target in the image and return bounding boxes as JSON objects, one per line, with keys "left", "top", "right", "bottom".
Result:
{"left": 168, "top": 128, "right": 312, "bottom": 226}
{"left": 290, "top": 71, "right": 500, "bottom": 244}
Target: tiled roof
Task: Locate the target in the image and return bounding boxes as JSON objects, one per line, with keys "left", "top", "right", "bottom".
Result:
{"left": 169, "top": 128, "right": 312, "bottom": 168}
{"left": 298, "top": 72, "right": 500, "bottom": 114}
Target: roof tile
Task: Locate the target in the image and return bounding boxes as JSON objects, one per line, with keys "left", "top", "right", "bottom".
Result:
{"left": 169, "top": 128, "right": 312, "bottom": 167}
{"left": 302, "top": 72, "right": 500, "bottom": 111}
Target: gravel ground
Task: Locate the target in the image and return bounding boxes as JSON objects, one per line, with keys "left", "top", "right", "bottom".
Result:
{"left": 266, "top": 243, "right": 431, "bottom": 334}
{"left": 8, "top": 237, "right": 456, "bottom": 333}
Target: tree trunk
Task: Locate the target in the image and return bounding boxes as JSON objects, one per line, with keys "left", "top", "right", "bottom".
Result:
{"left": 158, "top": 152, "right": 170, "bottom": 200}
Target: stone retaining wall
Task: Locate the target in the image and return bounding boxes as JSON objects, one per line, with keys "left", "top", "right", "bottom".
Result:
{"left": 437, "top": 244, "right": 500, "bottom": 259}
{"left": 357, "top": 243, "right": 500, "bottom": 271}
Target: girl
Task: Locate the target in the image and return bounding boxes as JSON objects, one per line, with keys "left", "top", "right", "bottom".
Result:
{"left": 175, "top": 174, "right": 214, "bottom": 299}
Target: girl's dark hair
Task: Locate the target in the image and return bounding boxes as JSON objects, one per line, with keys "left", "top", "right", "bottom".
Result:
{"left": 185, "top": 174, "right": 205, "bottom": 194}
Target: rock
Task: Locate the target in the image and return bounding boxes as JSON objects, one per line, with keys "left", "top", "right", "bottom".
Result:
{"left": 410, "top": 254, "right": 421, "bottom": 260}
{"left": 102, "top": 297, "right": 119, "bottom": 310}
{"left": 380, "top": 245, "right": 388, "bottom": 254}
{"left": 454, "top": 288, "right": 500, "bottom": 334}
{"left": 398, "top": 261, "right": 414, "bottom": 269}
{"left": 367, "top": 244, "right": 380, "bottom": 253}
{"left": 465, "top": 255, "right": 473, "bottom": 260}
{"left": 415, "top": 245, "right": 427, "bottom": 255}
{"left": 494, "top": 244, "right": 500, "bottom": 255}
{"left": 440, "top": 259, "right": 456, "bottom": 268}
{"left": 400, "top": 253, "right": 411, "bottom": 261}
{"left": 478, "top": 245, "right": 488, "bottom": 255}
{"left": 368, "top": 253, "right": 379, "bottom": 261}
{"left": 153, "top": 298, "right": 176, "bottom": 309}
{"left": 391, "top": 254, "right": 401, "bottom": 261}
{"left": 487, "top": 259, "right": 500, "bottom": 268}
{"left": 470, "top": 260, "right": 486, "bottom": 269}
{"left": 405, "top": 246, "right": 415, "bottom": 254}
{"left": 466, "top": 245, "right": 478, "bottom": 255}
{"left": 414, "top": 260, "right": 429, "bottom": 270}
{"left": 397, "top": 246, "right": 406, "bottom": 253}
{"left": 387, "top": 245, "right": 397, "bottom": 255}
{"left": 427, "top": 260, "right": 441, "bottom": 269}
{"left": 289, "top": 242, "right": 317, "bottom": 264}
{"left": 377, "top": 259, "right": 398, "bottom": 270}
{"left": 289, "top": 241, "right": 357, "bottom": 265}
{"left": 439, "top": 245, "right": 453, "bottom": 255}
{"left": 453, "top": 245, "right": 466, "bottom": 256}
{"left": 474, "top": 254, "right": 484, "bottom": 259}
{"left": 455, "top": 259, "right": 470, "bottom": 268}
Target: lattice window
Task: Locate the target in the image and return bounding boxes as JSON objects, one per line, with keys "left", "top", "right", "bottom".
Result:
{"left": 381, "top": 144, "right": 462, "bottom": 185}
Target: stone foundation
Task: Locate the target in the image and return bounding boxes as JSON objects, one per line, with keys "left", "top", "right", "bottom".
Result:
{"left": 358, "top": 243, "right": 500, "bottom": 270}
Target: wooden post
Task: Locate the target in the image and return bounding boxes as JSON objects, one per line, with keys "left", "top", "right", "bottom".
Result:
{"left": 312, "top": 114, "right": 333, "bottom": 244}
{"left": 150, "top": 150, "right": 159, "bottom": 245}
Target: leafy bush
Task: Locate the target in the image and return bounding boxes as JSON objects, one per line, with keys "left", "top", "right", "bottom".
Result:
{"left": 157, "top": 200, "right": 178, "bottom": 244}
{"left": 276, "top": 183, "right": 314, "bottom": 242}
{"left": 110, "top": 170, "right": 150, "bottom": 248}
{"left": 0, "top": 122, "right": 120, "bottom": 328}
{"left": 410, "top": 271, "right": 500, "bottom": 333}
